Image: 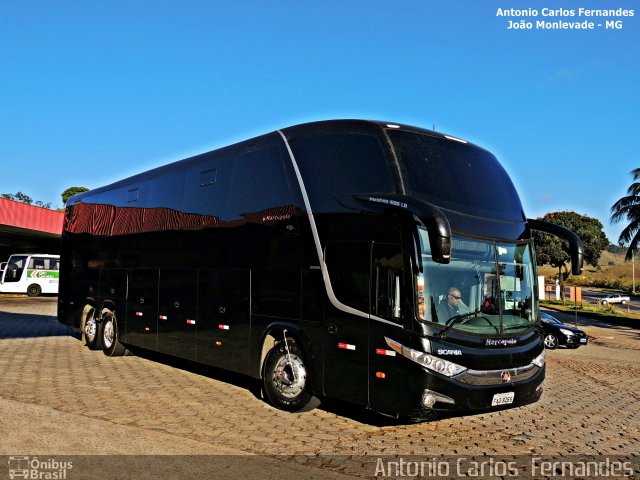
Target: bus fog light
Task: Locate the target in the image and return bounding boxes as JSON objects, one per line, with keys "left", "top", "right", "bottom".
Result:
{"left": 422, "top": 389, "right": 455, "bottom": 408}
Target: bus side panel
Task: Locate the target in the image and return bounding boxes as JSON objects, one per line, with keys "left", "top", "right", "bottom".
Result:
{"left": 157, "top": 268, "right": 198, "bottom": 362}
{"left": 59, "top": 244, "right": 98, "bottom": 331}
{"left": 368, "top": 321, "right": 404, "bottom": 416}
{"left": 245, "top": 268, "right": 325, "bottom": 388}
{"left": 196, "top": 269, "right": 250, "bottom": 374}
{"left": 322, "top": 307, "right": 369, "bottom": 406}
{"left": 299, "top": 268, "right": 325, "bottom": 393}
{"left": 126, "top": 268, "right": 159, "bottom": 351}
{"left": 29, "top": 270, "right": 60, "bottom": 294}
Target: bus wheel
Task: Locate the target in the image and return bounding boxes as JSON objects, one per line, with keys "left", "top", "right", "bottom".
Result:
{"left": 26, "top": 284, "right": 41, "bottom": 297}
{"left": 83, "top": 307, "right": 103, "bottom": 350}
{"left": 101, "top": 310, "right": 128, "bottom": 357}
{"left": 262, "top": 337, "right": 316, "bottom": 412}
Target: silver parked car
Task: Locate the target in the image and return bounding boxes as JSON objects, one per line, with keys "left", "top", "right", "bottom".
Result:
{"left": 601, "top": 294, "right": 630, "bottom": 305}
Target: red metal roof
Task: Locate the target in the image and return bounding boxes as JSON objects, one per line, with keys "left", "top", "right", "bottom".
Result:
{"left": 0, "top": 198, "right": 63, "bottom": 236}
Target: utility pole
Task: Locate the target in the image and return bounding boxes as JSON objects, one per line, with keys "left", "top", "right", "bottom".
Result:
{"left": 633, "top": 248, "right": 636, "bottom": 294}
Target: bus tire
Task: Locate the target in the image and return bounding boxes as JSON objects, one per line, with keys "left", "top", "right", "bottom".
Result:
{"left": 262, "top": 337, "right": 317, "bottom": 412}
{"left": 83, "top": 306, "right": 103, "bottom": 350}
{"left": 27, "top": 284, "right": 42, "bottom": 297}
{"left": 101, "top": 310, "right": 128, "bottom": 357}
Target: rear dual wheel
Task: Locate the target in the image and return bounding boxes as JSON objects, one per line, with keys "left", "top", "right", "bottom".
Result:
{"left": 101, "top": 310, "right": 128, "bottom": 357}
{"left": 82, "top": 307, "right": 103, "bottom": 350}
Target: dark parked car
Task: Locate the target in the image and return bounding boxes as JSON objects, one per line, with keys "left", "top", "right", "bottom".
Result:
{"left": 539, "top": 311, "right": 588, "bottom": 349}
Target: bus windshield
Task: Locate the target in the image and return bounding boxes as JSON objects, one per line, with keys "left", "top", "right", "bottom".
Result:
{"left": 415, "top": 227, "right": 537, "bottom": 334}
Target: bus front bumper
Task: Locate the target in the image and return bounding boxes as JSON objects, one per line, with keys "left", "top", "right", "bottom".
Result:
{"left": 403, "top": 364, "right": 545, "bottom": 419}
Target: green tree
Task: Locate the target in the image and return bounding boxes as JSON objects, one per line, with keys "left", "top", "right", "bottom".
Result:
{"left": 2, "top": 191, "right": 33, "bottom": 204}
{"left": 610, "top": 168, "right": 640, "bottom": 261}
{"left": 61, "top": 186, "right": 89, "bottom": 204}
{"left": 1, "top": 191, "right": 51, "bottom": 209}
{"left": 533, "top": 211, "right": 609, "bottom": 299}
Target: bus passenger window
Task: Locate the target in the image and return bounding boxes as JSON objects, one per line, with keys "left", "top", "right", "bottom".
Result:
{"left": 199, "top": 169, "right": 217, "bottom": 187}
{"left": 228, "top": 147, "right": 293, "bottom": 219}
{"left": 30, "top": 258, "right": 45, "bottom": 269}
{"left": 127, "top": 188, "right": 139, "bottom": 203}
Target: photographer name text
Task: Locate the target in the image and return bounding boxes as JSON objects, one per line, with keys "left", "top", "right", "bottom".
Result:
{"left": 497, "top": 7, "right": 634, "bottom": 30}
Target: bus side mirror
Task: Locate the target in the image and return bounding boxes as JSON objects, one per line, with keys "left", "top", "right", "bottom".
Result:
{"left": 527, "top": 218, "right": 584, "bottom": 275}
{"left": 352, "top": 194, "right": 452, "bottom": 264}
{"left": 415, "top": 208, "right": 451, "bottom": 265}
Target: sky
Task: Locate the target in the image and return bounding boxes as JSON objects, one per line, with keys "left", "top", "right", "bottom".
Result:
{"left": 0, "top": 0, "right": 638, "bottom": 243}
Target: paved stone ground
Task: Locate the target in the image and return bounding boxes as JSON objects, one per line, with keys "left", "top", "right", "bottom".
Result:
{"left": 0, "top": 297, "right": 638, "bottom": 478}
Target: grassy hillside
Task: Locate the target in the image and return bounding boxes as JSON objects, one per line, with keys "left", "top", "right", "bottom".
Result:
{"left": 538, "top": 249, "right": 636, "bottom": 293}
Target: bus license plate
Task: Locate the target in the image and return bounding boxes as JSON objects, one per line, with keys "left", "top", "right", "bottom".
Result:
{"left": 491, "top": 392, "right": 514, "bottom": 407}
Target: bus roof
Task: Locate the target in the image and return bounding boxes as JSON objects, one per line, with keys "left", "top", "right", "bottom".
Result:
{"left": 66, "top": 119, "right": 486, "bottom": 205}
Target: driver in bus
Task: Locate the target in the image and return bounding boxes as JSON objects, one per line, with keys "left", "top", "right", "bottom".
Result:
{"left": 440, "top": 287, "right": 469, "bottom": 321}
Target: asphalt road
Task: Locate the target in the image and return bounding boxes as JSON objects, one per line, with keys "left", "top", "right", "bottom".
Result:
{"left": 580, "top": 289, "right": 640, "bottom": 314}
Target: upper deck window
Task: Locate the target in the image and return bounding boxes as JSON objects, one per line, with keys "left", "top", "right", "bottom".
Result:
{"left": 127, "top": 188, "right": 140, "bottom": 203}
{"left": 388, "top": 130, "right": 523, "bottom": 221}
{"left": 290, "top": 133, "right": 393, "bottom": 213}
{"left": 199, "top": 169, "right": 217, "bottom": 187}
{"left": 228, "top": 147, "right": 293, "bottom": 219}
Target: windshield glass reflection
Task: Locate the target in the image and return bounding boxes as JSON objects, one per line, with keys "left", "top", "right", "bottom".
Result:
{"left": 416, "top": 227, "right": 537, "bottom": 334}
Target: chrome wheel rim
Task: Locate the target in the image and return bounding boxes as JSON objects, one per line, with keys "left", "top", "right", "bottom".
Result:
{"left": 272, "top": 355, "right": 307, "bottom": 399}
{"left": 85, "top": 313, "right": 97, "bottom": 343}
{"left": 544, "top": 335, "right": 557, "bottom": 348}
{"left": 103, "top": 317, "right": 114, "bottom": 349}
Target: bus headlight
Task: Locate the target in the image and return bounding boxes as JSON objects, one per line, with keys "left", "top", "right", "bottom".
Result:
{"left": 385, "top": 337, "right": 467, "bottom": 377}
{"left": 532, "top": 349, "right": 546, "bottom": 368}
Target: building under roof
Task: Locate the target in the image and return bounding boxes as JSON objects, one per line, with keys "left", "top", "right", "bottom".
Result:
{"left": 0, "top": 198, "right": 63, "bottom": 262}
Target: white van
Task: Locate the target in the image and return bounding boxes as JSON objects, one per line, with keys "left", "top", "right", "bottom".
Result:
{"left": 0, "top": 254, "right": 60, "bottom": 296}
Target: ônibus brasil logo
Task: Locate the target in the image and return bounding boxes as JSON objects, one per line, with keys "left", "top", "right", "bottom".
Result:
{"left": 7, "top": 457, "right": 72, "bottom": 479}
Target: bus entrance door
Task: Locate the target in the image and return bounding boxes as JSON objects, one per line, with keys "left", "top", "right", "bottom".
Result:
{"left": 368, "top": 242, "right": 405, "bottom": 416}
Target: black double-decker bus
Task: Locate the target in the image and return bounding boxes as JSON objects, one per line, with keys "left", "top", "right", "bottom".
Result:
{"left": 58, "top": 120, "right": 583, "bottom": 420}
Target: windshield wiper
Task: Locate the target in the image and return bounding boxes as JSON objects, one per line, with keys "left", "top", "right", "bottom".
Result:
{"left": 503, "top": 323, "right": 534, "bottom": 331}
{"left": 438, "top": 310, "right": 481, "bottom": 339}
